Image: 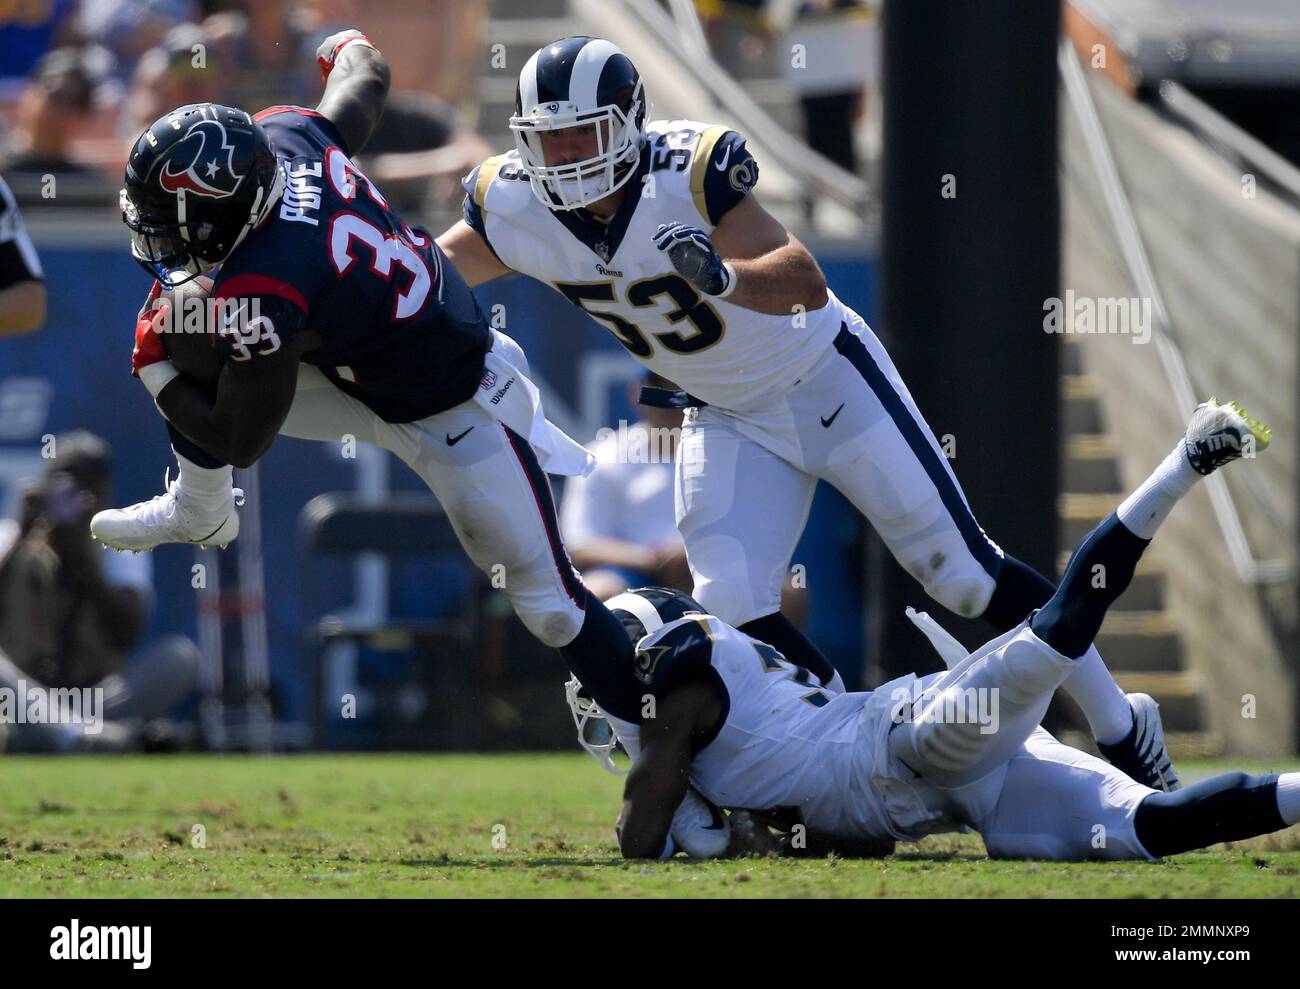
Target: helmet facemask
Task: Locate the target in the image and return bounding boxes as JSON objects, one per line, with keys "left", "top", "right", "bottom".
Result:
{"left": 509, "top": 83, "right": 646, "bottom": 211}
{"left": 564, "top": 676, "right": 629, "bottom": 775}
{"left": 121, "top": 159, "right": 285, "bottom": 286}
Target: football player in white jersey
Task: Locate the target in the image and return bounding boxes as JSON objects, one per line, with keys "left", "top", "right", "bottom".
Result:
{"left": 566, "top": 401, "right": 1300, "bottom": 861}
{"left": 436, "top": 36, "right": 1176, "bottom": 789}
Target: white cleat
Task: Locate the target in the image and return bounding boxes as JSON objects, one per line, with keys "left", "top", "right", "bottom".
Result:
{"left": 90, "top": 470, "right": 243, "bottom": 552}
{"left": 1098, "top": 692, "right": 1181, "bottom": 792}
{"left": 1184, "top": 397, "right": 1271, "bottom": 476}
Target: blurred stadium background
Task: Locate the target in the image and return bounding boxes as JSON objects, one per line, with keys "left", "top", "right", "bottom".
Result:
{"left": 0, "top": 0, "right": 1297, "bottom": 761}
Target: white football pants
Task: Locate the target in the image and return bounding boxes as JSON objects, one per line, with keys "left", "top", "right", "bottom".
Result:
{"left": 278, "top": 332, "right": 588, "bottom": 647}
{"left": 677, "top": 311, "right": 1003, "bottom": 627}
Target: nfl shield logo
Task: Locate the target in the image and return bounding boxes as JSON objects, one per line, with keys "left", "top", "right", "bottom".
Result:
{"left": 480, "top": 370, "right": 497, "bottom": 390}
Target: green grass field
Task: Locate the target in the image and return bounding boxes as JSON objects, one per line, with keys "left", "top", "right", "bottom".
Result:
{"left": 2, "top": 754, "right": 1299, "bottom": 898}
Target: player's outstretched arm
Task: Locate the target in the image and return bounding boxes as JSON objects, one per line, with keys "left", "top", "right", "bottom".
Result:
{"left": 616, "top": 679, "right": 720, "bottom": 859}
{"left": 156, "top": 336, "right": 310, "bottom": 469}
{"left": 711, "top": 197, "right": 827, "bottom": 313}
{"left": 436, "top": 220, "right": 512, "bottom": 288}
{"left": 315, "top": 30, "right": 391, "bottom": 157}
{"left": 654, "top": 196, "right": 828, "bottom": 316}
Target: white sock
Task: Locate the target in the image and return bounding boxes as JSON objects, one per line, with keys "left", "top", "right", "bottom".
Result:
{"left": 1277, "top": 773, "right": 1300, "bottom": 826}
{"left": 1116, "top": 443, "right": 1200, "bottom": 540}
{"left": 1064, "top": 644, "right": 1134, "bottom": 744}
{"left": 174, "top": 452, "right": 234, "bottom": 512}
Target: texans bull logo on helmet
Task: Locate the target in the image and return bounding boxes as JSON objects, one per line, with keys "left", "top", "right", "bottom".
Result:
{"left": 159, "top": 119, "right": 246, "bottom": 199}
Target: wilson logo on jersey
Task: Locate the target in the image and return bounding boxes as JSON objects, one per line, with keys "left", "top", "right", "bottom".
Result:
{"left": 159, "top": 120, "right": 246, "bottom": 198}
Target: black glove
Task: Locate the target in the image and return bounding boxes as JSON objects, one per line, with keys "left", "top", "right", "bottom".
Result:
{"left": 653, "top": 221, "right": 735, "bottom": 297}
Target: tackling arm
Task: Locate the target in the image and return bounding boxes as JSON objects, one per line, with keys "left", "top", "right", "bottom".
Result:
{"left": 436, "top": 220, "right": 512, "bottom": 288}
{"left": 616, "top": 678, "right": 720, "bottom": 858}
{"left": 710, "top": 195, "right": 828, "bottom": 315}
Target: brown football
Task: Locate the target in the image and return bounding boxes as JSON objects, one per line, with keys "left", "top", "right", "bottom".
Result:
{"left": 158, "top": 276, "right": 224, "bottom": 392}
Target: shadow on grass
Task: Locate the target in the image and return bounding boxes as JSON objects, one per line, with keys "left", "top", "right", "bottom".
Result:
{"left": 397, "top": 856, "right": 628, "bottom": 869}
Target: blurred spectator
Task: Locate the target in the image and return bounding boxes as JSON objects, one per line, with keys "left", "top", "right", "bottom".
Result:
{"left": 361, "top": 92, "right": 494, "bottom": 212}
{"left": 77, "top": 0, "right": 200, "bottom": 83}
{"left": 781, "top": 0, "right": 876, "bottom": 176}
{"left": 0, "top": 431, "right": 199, "bottom": 752}
{"left": 0, "top": 172, "right": 45, "bottom": 335}
{"left": 0, "top": 47, "right": 117, "bottom": 203}
{"left": 562, "top": 373, "right": 810, "bottom": 621}
{"left": 0, "top": 0, "right": 80, "bottom": 100}
{"left": 122, "top": 23, "right": 226, "bottom": 138}
{"left": 698, "top": 0, "right": 876, "bottom": 220}
{"left": 201, "top": 1, "right": 317, "bottom": 114}
{"left": 560, "top": 374, "right": 691, "bottom": 602}
{"left": 697, "top": 0, "right": 776, "bottom": 79}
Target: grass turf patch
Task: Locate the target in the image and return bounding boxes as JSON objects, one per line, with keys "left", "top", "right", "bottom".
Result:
{"left": 1, "top": 754, "right": 1298, "bottom": 898}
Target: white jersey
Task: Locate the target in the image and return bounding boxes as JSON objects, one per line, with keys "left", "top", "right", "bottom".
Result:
{"left": 607, "top": 614, "right": 896, "bottom": 840}
{"left": 463, "top": 120, "right": 850, "bottom": 413}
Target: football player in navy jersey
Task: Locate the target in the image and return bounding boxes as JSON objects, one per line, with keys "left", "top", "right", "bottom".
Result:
{"left": 91, "top": 31, "right": 638, "bottom": 685}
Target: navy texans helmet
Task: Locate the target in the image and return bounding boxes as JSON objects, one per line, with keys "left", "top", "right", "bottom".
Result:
{"left": 603, "top": 586, "right": 707, "bottom": 644}
{"left": 121, "top": 103, "right": 284, "bottom": 284}
{"left": 510, "top": 36, "right": 648, "bottom": 211}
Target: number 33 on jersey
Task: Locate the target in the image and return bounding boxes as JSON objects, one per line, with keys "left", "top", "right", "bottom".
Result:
{"left": 209, "top": 106, "right": 489, "bottom": 423}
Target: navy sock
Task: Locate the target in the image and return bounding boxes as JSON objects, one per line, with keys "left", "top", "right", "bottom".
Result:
{"left": 1031, "top": 514, "right": 1150, "bottom": 658}
{"left": 982, "top": 554, "right": 1058, "bottom": 632}
{"left": 167, "top": 421, "right": 227, "bottom": 469}
{"left": 738, "top": 612, "right": 836, "bottom": 686}
{"left": 558, "top": 589, "right": 641, "bottom": 723}
{"left": 1135, "top": 772, "right": 1285, "bottom": 857}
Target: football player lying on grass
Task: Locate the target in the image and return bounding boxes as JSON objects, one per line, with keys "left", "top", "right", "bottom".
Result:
{"left": 566, "top": 400, "right": 1300, "bottom": 860}
{"left": 448, "top": 34, "right": 1180, "bottom": 795}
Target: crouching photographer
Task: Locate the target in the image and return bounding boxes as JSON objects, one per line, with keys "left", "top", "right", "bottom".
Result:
{"left": 0, "top": 431, "right": 199, "bottom": 751}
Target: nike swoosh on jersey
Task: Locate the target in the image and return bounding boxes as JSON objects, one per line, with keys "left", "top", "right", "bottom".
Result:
{"left": 820, "top": 403, "right": 845, "bottom": 428}
{"left": 714, "top": 145, "right": 732, "bottom": 171}
{"left": 446, "top": 426, "right": 474, "bottom": 446}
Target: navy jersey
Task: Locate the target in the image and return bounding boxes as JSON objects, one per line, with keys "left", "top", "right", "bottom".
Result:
{"left": 210, "top": 106, "right": 490, "bottom": 423}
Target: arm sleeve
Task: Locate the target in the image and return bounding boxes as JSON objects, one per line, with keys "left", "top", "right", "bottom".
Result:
{"left": 690, "top": 129, "right": 760, "bottom": 226}
{"left": 0, "top": 177, "right": 44, "bottom": 290}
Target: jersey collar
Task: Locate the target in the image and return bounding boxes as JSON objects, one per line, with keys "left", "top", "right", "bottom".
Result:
{"left": 546, "top": 146, "right": 651, "bottom": 263}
